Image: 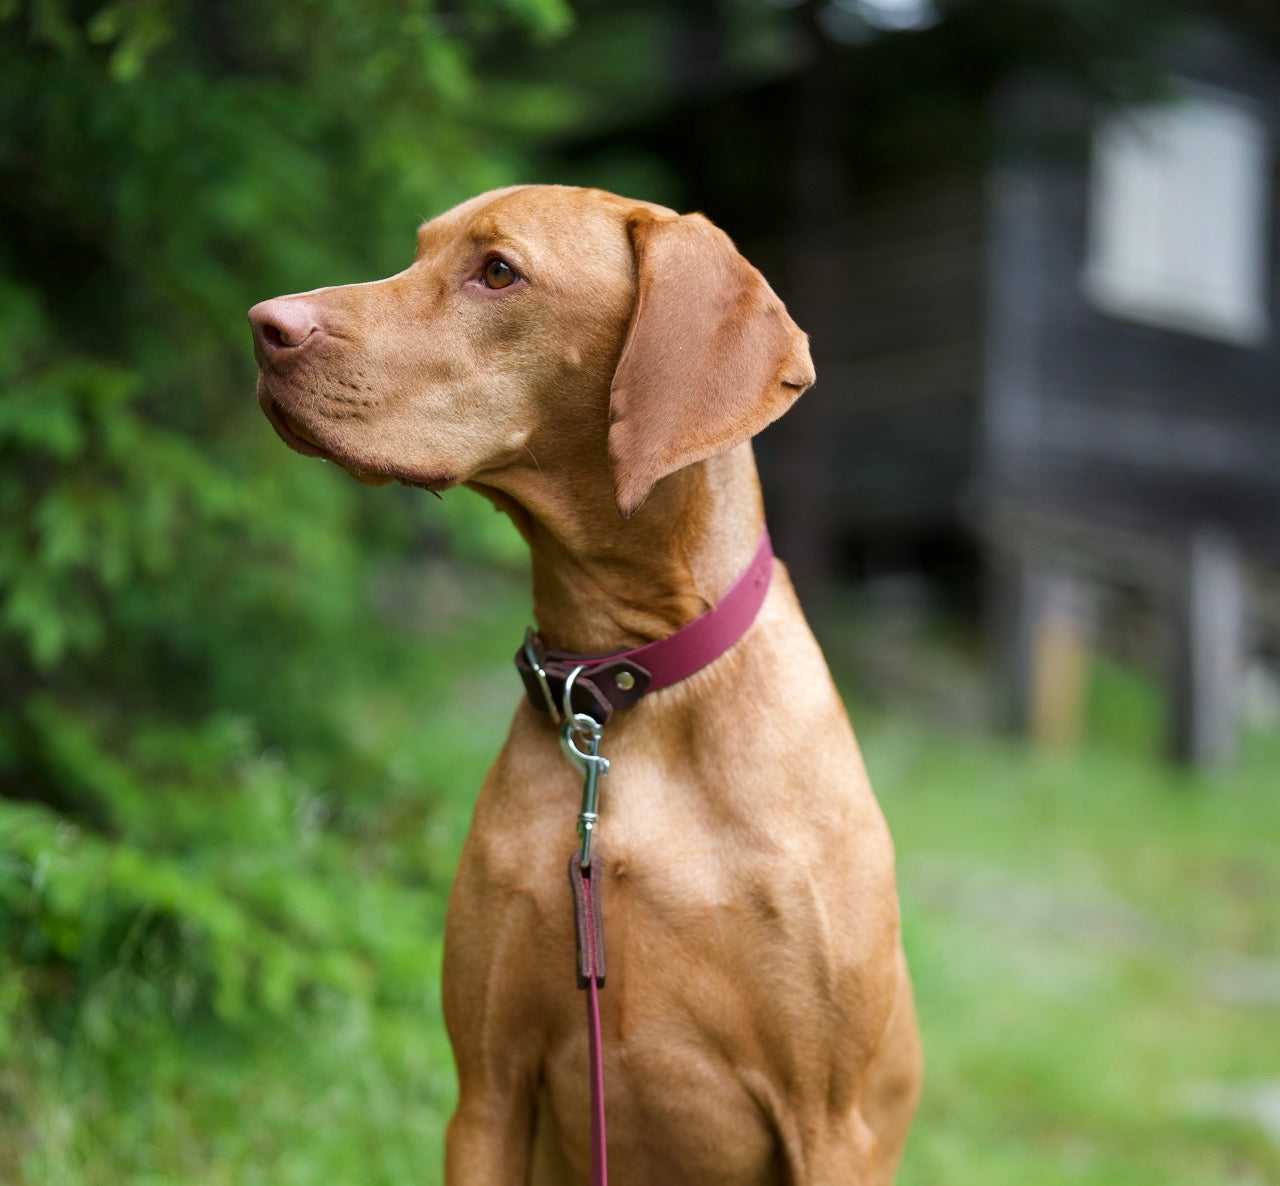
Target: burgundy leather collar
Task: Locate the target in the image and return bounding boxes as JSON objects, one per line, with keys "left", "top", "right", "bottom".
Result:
{"left": 516, "top": 528, "right": 774, "bottom": 724}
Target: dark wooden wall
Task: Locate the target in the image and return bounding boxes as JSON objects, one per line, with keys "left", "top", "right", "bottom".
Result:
{"left": 754, "top": 174, "right": 987, "bottom": 595}
{"left": 981, "top": 82, "right": 1280, "bottom": 563}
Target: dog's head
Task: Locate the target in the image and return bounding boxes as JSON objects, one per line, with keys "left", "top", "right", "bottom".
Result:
{"left": 249, "top": 184, "right": 814, "bottom": 517}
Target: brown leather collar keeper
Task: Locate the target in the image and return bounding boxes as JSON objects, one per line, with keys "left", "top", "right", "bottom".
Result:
{"left": 516, "top": 527, "right": 774, "bottom": 725}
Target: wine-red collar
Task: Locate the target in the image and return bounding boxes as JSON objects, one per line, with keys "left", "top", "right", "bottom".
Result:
{"left": 516, "top": 528, "right": 774, "bottom": 724}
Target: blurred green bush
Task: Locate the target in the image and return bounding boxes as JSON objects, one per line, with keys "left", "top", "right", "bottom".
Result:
{"left": 0, "top": 0, "right": 561, "bottom": 1064}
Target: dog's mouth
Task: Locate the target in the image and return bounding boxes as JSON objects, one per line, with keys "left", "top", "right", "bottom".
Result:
{"left": 259, "top": 389, "right": 456, "bottom": 493}
{"left": 262, "top": 392, "right": 329, "bottom": 459}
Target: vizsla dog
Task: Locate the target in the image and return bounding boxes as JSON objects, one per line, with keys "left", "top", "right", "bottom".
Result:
{"left": 249, "top": 184, "right": 921, "bottom": 1185}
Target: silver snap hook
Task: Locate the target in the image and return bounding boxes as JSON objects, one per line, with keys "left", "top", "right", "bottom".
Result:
{"left": 559, "top": 667, "right": 609, "bottom": 868}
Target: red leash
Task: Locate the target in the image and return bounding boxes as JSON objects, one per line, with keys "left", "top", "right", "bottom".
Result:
{"left": 526, "top": 529, "right": 776, "bottom": 1185}
{"left": 568, "top": 852, "right": 608, "bottom": 1182}
{"left": 584, "top": 869, "right": 608, "bottom": 1185}
{"left": 587, "top": 972, "right": 607, "bottom": 1185}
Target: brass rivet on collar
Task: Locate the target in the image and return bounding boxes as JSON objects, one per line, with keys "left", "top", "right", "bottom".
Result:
{"left": 615, "top": 671, "right": 636, "bottom": 691}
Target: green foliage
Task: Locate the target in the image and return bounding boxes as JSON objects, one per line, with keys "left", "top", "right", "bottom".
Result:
{"left": 0, "top": 560, "right": 526, "bottom": 1183}
{"left": 0, "top": 0, "right": 545, "bottom": 1084}
{"left": 0, "top": 8, "right": 543, "bottom": 1166}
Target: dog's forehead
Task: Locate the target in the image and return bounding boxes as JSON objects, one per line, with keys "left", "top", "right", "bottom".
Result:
{"left": 415, "top": 185, "right": 673, "bottom": 264}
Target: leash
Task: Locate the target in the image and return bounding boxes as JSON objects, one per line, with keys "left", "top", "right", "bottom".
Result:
{"left": 516, "top": 527, "right": 775, "bottom": 1185}
{"left": 568, "top": 846, "right": 607, "bottom": 1182}
{"left": 559, "top": 677, "right": 611, "bottom": 1186}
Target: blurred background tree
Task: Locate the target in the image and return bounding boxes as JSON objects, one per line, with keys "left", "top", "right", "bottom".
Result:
{"left": 0, "top": 2, "right": 569, "bottom": 1179}
{"left": 3, "top": 1, "right": 1278, "bottom": 1183}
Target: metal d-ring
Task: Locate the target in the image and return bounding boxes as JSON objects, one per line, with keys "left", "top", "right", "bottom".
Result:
{"left": 523, "top": 627, "right": 561, "bottom": 723}
{"left": 560, "top": 666, "right": 587, "bottom": 732}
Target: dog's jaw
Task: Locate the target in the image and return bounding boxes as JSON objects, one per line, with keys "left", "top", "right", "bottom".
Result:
{"left": 259, "top": 385, "right": 457, "bottom": 491}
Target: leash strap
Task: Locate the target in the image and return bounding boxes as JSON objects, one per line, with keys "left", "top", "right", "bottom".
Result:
{"left": 569, "top": 852, "right": 606, "bottom": 988}
{"left": 569, "top": 854, "right": 608, "bottom": 1185}
{"left": 517, "top": 527, "right": 774, "bottom": 724}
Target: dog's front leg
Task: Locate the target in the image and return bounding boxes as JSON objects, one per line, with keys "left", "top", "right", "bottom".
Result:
{"left": 444, "top": 1078, "right": 537, "bottom": 1185}
{"left": 442, "top": 837, "right": 552, "bottom": 1186}
{"left": 443, "top": 975, "right": 543, "bottom": 1186}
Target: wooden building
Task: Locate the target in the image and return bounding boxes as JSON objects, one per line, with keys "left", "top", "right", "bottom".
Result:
{"left": 556, "top": 19, "right": 1280, "bottom": 764}
{"left": 980, "top": 41, "right": 1280, "bottom": 764}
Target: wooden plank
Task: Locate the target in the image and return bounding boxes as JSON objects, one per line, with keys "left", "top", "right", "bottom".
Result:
{"left": 990, "top": 549, "right": 1093, "bottom": 745}
{"left": 1169, "top": 527, "right": 1246, "bottom": 766}
{"left": 1029, "top": 570, "right": 1093, "bottom": 750}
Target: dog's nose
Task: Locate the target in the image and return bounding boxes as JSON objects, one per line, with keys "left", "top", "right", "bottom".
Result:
{"left": 248, "top": 297, "right": 321, "bottom": 365}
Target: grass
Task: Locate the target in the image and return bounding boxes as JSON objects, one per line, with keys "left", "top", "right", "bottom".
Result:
{"left": 875, "top": 704, "right": 1280, "bottom": 1186}
{"left": 6, "top": 565, "right": 1279, "bottom": 1185}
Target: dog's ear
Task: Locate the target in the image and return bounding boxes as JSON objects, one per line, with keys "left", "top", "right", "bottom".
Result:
{"left": 608, "top": 210, "right": 815, "bottom": 519}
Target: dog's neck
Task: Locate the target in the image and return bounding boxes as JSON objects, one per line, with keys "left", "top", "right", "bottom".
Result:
{"left": 472, "top": 443, "right": 766, "bottom": 655}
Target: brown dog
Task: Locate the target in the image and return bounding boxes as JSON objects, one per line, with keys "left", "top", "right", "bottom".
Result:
{"left": 249, "top": 185, "right": 921, "bottom": 1185}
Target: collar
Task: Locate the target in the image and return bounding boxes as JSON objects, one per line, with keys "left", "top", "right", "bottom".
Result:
{"left": 515, "top": 528, "right": 774, "bottom": 725}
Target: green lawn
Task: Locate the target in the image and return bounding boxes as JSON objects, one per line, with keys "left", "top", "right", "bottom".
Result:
{"left": 6, "top": 570, "right": 1279, "bottom": 1185}
{"left": 876, "top": 707, "right": 1280, "bottom": 1185}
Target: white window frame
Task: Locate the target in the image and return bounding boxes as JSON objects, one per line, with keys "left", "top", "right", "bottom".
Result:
{"left": 1082, "top": 84, "right": 1271, "bottom": 348}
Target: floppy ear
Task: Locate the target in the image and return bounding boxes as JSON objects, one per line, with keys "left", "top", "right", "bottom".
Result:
{"left": 608, "top": 210, "right": 815, "bottom": 518}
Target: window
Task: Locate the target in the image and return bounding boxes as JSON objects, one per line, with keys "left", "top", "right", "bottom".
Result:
{"left": 1083, "top": 88, "right": 1271, "bottom": 347}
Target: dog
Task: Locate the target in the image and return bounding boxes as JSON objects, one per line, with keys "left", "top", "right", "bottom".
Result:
{"left": 249, "top": 184, "right": 921, "bottom": 1185}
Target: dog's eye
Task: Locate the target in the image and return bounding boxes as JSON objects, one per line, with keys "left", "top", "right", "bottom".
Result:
{"left": 482, "top": 258, "right": 519, "bottom": 289}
